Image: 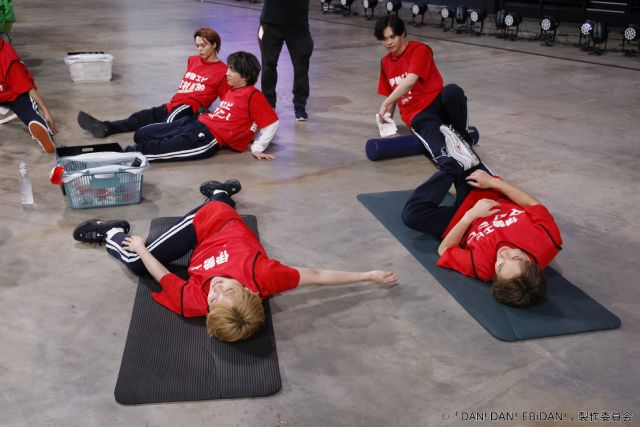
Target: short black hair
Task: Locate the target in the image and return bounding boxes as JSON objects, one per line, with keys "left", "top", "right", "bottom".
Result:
{"left": 227, "top": 51, "right": 261, "bottom": 86}
{"left": 374, "top": 15, "right": 407, "bottom": 40}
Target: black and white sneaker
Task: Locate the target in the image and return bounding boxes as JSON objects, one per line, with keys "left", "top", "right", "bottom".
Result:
{"left": 73, "top": 219, "right": 130, "bottom": 244}
{"left": 440, "top": 125, "right": 480, "bottom": 171}
{"left": 78, "top": 111, "right": 109, "bottom": 138}
{"left": 199, "top": 179, "right": 242, "bottom": 198}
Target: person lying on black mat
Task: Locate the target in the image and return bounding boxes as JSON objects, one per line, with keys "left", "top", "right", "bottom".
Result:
{"left": 402, "top": 168, "right": 563, "bottom": 307}
{"left": 73, "top": 179, "right": 398, "bottom": 342}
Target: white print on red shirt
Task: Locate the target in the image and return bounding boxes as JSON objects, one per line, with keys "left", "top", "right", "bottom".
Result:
{"left": 388, "top": 72, "right": 413, "bottom": 105}
{"left": 466, "top": 208, "right": 525, "bottom": 244}
{"left": 191, "top": 250, "right": 230, "bottom": 271}
{"left": 177, "top": 71, "right": 210, "bottom": 94}
{"left": 210, "top": 101, "right": 233, "bottom": 121}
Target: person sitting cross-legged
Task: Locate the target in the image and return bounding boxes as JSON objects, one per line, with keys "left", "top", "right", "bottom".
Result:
{"left": 402, "top": 168, "right": 563, "bottom": 307}
{"left": 73, "top": 179, "right": 398, "bottom": 342}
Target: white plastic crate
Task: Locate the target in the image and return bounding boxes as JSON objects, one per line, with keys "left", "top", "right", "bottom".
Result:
{"left": 64, "top": 53, "right": 114, "bottom": 82}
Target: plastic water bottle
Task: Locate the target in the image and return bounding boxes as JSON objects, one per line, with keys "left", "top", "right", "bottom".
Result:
{"left": 18, "top": 161, "right": 34, "bottom": 205}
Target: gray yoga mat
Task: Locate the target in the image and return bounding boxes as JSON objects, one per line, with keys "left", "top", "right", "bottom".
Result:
{"left": 114, "top": 215, "right": 281, "bottom": 404}
{"left": 358, "top": 190, "right": 621, "bottom": 341}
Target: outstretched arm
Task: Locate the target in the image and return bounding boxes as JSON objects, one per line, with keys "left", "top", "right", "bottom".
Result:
{"left": 251, "top": 120, "right": 279, "bottom": 160}
{"left": 378, "top": 73, "right": 419, "bottom": 121}
{"left": 466, "top": 170, "right": 540, "bottom": 207}
{"left": 123, "top": 235, "right": 170, "bottom": 283}
{"left": 295, "top": 267, "right": 398, "bottom": 287}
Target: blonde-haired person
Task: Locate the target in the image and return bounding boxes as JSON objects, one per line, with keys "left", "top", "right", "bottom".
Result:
{"left": 73, "top": 179, "right": 398, "bottom": 342}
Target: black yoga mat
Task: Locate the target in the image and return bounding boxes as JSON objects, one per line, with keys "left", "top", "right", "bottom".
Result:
{"left": 114, "top": 215, "right": 281, "bottom": 404}
{"left": 358, "top": 190, "right": 621, "bottom": 341}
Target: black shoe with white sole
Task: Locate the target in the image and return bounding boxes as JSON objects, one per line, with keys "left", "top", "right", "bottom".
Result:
{"left": 73, "top": 219, "right": 130, "bottom": 244}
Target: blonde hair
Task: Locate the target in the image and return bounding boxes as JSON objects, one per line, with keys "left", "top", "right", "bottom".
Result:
{"left": 206, "top": 287, "right": 265, "bottom": 342}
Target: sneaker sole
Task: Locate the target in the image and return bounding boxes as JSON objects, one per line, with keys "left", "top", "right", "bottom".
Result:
{"left": 440, "top": 125, "right": 479, "bottom": 171}
{"left": 28, "top": 121, "right": 56, "bottom": 153}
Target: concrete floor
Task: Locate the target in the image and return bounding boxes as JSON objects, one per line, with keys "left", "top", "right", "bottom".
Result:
{"left": 1, "top": 0, "right": 639, "bottom": 426}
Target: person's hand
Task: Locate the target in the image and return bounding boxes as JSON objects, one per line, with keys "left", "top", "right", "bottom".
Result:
{"left": 378, "top": 102, "right": 392, "bottom": 123}
{"left": 466, "top": 198, "right": 501, "bottom": 220}
{"left": 368, "top": 271, "right": 398, "bottom": 286}
{"left": 123, "top": 235, "right": 147, "bottom": 254}
{"left": 466, "top": 170, "right": 497, "bottom": 189}
{"left": 252, "top": 151, "right": 276, "bottom": 160}
{"left": 44, "top": 111, "right": 58, "bottom": 134}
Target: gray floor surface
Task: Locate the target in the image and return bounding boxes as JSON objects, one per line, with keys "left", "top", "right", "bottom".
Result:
{"left": 1, "top": 0, "right": 639, "bottom": 426}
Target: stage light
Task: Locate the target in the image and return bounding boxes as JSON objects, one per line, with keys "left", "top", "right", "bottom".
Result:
{"left": 504, "top": 12, "right": 521, "bottom": 28}
{"left": 341, "top": 0, "right": 354, "bottom": 5}
{"left": 455, "top": 6, "right": 468, "bottom": 25}
{"left": 580, "top": 19, "right": 595, "bottom": 36}
{"left": 539, "top": 15, "right": 559, "bottom": 46}
{"left": 411, "top": 0, "right": 428, "bottom": 25}
{"left": 469, "top": 9, "right": 487, "bottom": 34}
{"left": 386, "top": 0, "right": 402, "bottom": 13}
{"left": 363, "top": 0, "right": 379, "bottom": 19}
{"left": 440, "top": 6, "right": 455, "bottom": 31}
{"left": 623, "top": 23, "right": 638, "bottom": 41}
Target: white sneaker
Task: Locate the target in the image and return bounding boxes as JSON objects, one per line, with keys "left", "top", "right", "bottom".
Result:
{"left": 440, "top": 124, "right": 480, "bottom": 171}
{"left": 0, "top": 107, "right": 17, "bottom": 124}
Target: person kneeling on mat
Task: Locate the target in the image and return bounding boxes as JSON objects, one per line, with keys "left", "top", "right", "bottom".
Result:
{"left": 73, "top": 179, "right": 398, "bottom": 342}
{"left": 402, "top": 168, "right": 563, "bottom": 307}
{"left": 0, "top": 38, "right": 57, "bottom": 152}
{"left": 78, "top": 28, "right": 228, "bottom": 138}
{"left": 125, "top": 51, "right": 279, "bottom": 161}
{"left": 374, "top": 16, "right": 479, "bottom": 172}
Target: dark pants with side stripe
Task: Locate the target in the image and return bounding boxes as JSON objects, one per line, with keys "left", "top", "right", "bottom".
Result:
{"left": 411, "top": 84, "right": 470, "bottom": 172}
{"left": 105, "top": 103, "right": 194, "bottom": 135}
{"left": 127, "top": 117, "right": 219, "bottom": 162}
{"left": 105, "top": 194, "right": 235, "bottom": 275}
{"left": 259, "top": 23, "right": 313, "bottom": 110}
{"left": 1, "top": 92, "right": 53, "bottom": 135}
{"left": 402, "top": 163, "right": 492, "bottom": 238}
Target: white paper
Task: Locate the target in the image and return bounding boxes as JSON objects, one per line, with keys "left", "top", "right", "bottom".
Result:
{"left": 376, "top": 113, "right": 398, "bottom": 137}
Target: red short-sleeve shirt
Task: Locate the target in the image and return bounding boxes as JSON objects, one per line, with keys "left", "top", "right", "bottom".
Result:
{"left": 197, "top": 85, "right": 278, "bottom": 152}
{"left": 0, "top": 40, "right": 35, "bottom": 103}
{"left": 165, "top": 56, "right": 228, "bottom": 112}
{"left": 378, "top": 41, "right": 444, "bottom": 127}
{"left": 152, "top": 202, "right": 300, "bottom": 317}
{"left": 437, "top": 189, "right": 563, "bottom": 282}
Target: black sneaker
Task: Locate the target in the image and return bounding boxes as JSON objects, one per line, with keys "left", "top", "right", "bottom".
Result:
{"left": 294, "top": 108, "right": 308, "bottom": 121}
{"left": 73, "top": 219, "right": 130, "bottom": 244}
{"left": 78, "top": 111, "right": 109, "bottom": 138}
{"left": 199, "top": 179, "right": 242, "bottom": 198}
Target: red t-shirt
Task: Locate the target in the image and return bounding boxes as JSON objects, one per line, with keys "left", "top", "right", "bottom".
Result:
{"left": 165, "top": 56, "right": 228, "bottom": 112}
{"left": 154, "top": 202, "right": 300, "bottom": 317}
{"left": 378, "top": 40, "right": 443, "bottom": 128}
{"left": 0, "top": 40, "right": 35, "bottom": 103}
{"left": 197, "top": 85, "right": 278, "bottom": 152}
{"left": 437, "top": 188, "right": 563, "bottom": 282}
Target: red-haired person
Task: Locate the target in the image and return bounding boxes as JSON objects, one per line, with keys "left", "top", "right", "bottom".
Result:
{"left": 0, "top": 38, "right": 57, "bottom": 152}
{"left": 78, "top": 28, "right": 227, "bottom": 138}
{"left": 73, "top": 179, "right": 398, "bottom": 342}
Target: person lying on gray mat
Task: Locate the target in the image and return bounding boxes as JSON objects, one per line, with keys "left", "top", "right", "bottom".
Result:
{"left": 402, "top": 169, "right": 563, "bottom": 307}
{"left": 73, "top": 179, "right": 398, "bottom": 342}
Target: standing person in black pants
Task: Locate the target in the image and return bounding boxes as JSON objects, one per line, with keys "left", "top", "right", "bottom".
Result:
{"left": 258, "top": 0, "right": 313, "bottom": 121}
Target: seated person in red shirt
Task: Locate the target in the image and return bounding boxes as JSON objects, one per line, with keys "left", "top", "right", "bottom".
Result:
{"left": 73, "top": 179, "right": 398, "bottom": 342}
{"left": 402, "top": 168, "right": 563, "bottom": 307}
{"left": 77, "top": 27, "right": 228, "bottom": 138}
{"left": 0, "top": 38, "right": 57, "bottom": 152}
{"left": 375, "top": 16, "right": 479, "bottom": 172}
{"left": 126, "top": 51, "right": 278, "bottom": 161}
